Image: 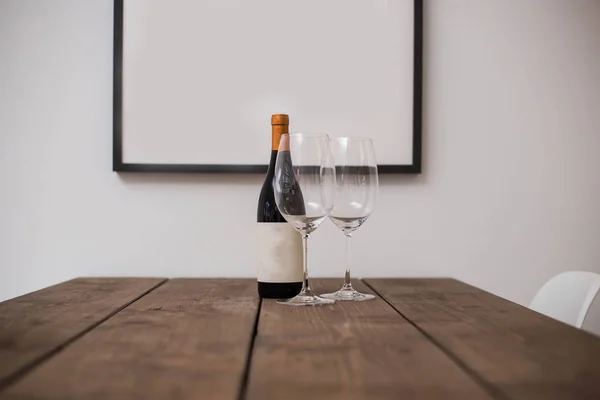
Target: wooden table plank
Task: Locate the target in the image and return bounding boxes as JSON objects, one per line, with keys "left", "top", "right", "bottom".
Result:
{"left": 365, "top": 278, "right": 600, "bottom": 400}
{"left": 246, "top": 279, "right": 494, "bottom": 400}
{"left": 0, "top": 279, "right": 259, "bottom": 400}
{"left": 0, "top": 277, "right": 165, "bottom": 390}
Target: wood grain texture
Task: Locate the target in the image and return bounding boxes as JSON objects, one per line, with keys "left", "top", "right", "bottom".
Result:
{"left": 0, "top": 277, "right": 165, "bottom": 390}
{"left": 0, "top": 279, "right": 259, "bottom": 400}
{"left": 365, "top": 278, "right": 600, "bottom": 400}
{"left": 246, "top": 279, "right": 493, "bottom": 400}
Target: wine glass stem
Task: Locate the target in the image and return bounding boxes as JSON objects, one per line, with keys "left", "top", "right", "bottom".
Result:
{"left": 301, "top": 233, "right": 311, "bottom": 293}
{"left": 343, "top": 232, "right": 353, "bottom": 290}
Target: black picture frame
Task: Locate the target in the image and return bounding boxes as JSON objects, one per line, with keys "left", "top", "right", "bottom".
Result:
{"left": 113, "top": 0, "right": 423, "bottom": 174}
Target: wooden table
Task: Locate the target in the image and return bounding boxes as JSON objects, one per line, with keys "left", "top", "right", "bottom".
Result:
{"left": 1, "top": 278, "right": 600, "bottom": 399}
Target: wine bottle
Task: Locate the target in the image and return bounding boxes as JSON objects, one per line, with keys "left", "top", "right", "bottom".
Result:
{"left": 257, "top": 114, "right": 303, "bottom": 298}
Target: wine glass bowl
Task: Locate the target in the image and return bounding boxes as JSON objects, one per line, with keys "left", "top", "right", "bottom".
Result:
{"left": 322, "top": 137, "right": 379, "bottom": 301}
{"left": 273, "top": 133, "right": 335, "bottom": 306}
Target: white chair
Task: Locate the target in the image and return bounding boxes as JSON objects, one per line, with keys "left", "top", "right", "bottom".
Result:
{"left": 529, "top": 271, "right": 600, "bottom": 328}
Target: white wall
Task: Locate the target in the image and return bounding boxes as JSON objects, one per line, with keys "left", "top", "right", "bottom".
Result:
{"left": 1, "top": 0, "right": 600, "bottom": 329}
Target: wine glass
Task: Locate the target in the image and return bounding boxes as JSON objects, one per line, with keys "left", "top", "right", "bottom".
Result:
{"left": 322, "top": 137, "right": 378, "bottom": 301}
{"left": 273, "top": 133, "right": 335, "bottom": 306}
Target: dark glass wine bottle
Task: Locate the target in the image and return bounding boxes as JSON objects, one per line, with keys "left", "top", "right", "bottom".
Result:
{"left": 257, "top": 114, "right": 303, "bottom": 298}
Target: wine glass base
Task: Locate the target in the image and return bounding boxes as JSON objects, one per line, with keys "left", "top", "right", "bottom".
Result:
{"left": 321, "top": 289, "right": 375, "bottom": 302}
{"left": 277, "top": 292, "right": 335, "bottom": 306}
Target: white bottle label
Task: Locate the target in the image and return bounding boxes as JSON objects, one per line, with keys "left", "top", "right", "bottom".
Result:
{"left": 257, "top": 222, "right": 303, "bottom": 282}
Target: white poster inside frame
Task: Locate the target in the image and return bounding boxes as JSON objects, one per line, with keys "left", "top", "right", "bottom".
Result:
{"left": 115, "top": 0, "right": 422, "bottom": 172}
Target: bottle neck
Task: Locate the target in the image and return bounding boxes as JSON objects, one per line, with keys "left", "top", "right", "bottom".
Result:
{"left": 267, "top": 124, "right": 288, "bottom": 175}
{"left": 271, "top": 124, "right": 289, "bottom": 151}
